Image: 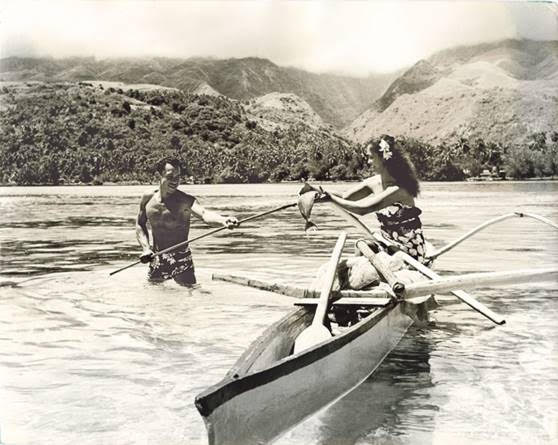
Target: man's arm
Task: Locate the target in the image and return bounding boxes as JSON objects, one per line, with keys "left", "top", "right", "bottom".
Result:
{"left": 136, "top": 193, "right": 154, "bottom": 262}
{"left": 191, "top": 200, "right": 238, "bottom": 228}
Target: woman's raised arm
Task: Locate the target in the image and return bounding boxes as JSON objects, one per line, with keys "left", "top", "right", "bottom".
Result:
{"left": 328, "top": 185, "right": 400, "bottom": 215}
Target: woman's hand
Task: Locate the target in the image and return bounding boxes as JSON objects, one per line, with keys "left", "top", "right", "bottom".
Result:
{"left": 314, "top": 189, "right": 331, "bottom": 203}
{"left": 299, "top": 183, "right": 330, "bottom": 201}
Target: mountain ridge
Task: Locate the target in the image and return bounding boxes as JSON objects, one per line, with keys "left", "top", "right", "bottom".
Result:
{"left": 344, "top": 39, "right": 558, "bottom": 146}
{"left": 0, "top": 55, "right": 397, "bottom": 128}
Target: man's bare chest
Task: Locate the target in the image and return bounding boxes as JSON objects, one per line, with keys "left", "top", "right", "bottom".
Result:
{"left": 146, "top": 198, "right": 189, "bottom": 226}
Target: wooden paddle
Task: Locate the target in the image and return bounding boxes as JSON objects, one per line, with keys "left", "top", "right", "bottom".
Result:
{"left": 392, "top": 248, "right": 506, "bottom": 324}
{"left": 293, "top": 231, "right": 347, "bottom": 354}
{"left": 373, "top": 232, "right": 506, "bottom": 325}
{"left": 109, "top": 202, "right": 297, "bottom": 276}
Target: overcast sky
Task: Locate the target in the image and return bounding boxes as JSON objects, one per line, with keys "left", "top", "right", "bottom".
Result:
{"left": 1, "top": 1, "right": 556, "bottom": 76}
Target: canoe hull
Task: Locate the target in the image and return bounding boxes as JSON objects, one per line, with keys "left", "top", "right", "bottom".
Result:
{"left": 195, "top": 301, "right": 414, "bottom": 445}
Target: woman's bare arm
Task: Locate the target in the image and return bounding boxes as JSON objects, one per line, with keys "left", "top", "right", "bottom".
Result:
{"left": 330, "top": 176, "right": 379, "bottom": 201}
{"left": 328, "top": 186, "right": 400, "bottom": 215}
{"left": 338, "top": 182, "right": 372, "bottom": 200}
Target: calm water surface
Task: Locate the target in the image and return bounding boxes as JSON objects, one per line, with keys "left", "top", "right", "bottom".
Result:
{"left": 0, "top": 182, "right": 557, "bottom": 445}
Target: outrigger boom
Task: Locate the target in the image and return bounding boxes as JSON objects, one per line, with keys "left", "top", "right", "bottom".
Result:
{"left": 214, "top": 267, "right": 558, "bottom": 302}
{"left": 428, "top": 211, "right": 558, "bottom": 260}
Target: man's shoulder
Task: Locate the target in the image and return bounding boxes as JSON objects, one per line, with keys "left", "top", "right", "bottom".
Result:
{"left": 143, "top": 189, "right": 158, "bottom": 197}
{"left": 175, "top": 190, "right": 196, "bottom": 206}
{"left": 140, "top": 190, "right": 157, "bottom": 203}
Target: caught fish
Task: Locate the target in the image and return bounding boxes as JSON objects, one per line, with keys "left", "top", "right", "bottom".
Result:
{"left": 297, "top": 183, "right": 320, "bottom": 233}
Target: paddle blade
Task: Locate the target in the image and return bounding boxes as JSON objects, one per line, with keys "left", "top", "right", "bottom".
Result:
{"left": 293, "top": 324, "right": 331, "bottom": 354}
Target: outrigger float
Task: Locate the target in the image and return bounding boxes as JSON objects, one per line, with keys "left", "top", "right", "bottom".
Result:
{"left": 195, "top": 209, "right": 557, "bottom": 445}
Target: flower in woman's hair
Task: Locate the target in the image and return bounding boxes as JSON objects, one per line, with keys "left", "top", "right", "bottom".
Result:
{"left": 379, "top": 138, "right": 393, "bottom": 160}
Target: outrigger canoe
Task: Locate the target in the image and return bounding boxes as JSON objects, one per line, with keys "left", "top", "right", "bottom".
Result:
{"left": 195, "top": 210, "right": 558, "bottom": 445}
{"left": 195, "top": 287, "right": 436, "bottom": 445}
{"left": 194, "top": 266, "right": 557, "bottom": 445}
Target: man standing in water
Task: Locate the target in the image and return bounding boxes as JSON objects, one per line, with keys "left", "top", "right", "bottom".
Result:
{"left": 136, "top": 157, "right": 238, "bottom": 286}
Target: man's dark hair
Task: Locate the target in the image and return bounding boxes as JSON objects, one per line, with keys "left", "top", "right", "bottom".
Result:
{"left": 157, "top": 157, "right": 182, "bottom": 174}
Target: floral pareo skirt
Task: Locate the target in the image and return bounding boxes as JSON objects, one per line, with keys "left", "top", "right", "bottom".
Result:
{"left": 376, "top": 204, "right": 431, "bottom": 266}
{"left": 148, "top": 246, "right": 195, "bottom": 282}
{"left": 381, "top": 227, "right": 430, "bottom": 265}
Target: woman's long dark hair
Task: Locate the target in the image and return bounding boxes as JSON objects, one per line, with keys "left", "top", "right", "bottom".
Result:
{"left": 369, "top": 134, "right": 420, "bottom": 197}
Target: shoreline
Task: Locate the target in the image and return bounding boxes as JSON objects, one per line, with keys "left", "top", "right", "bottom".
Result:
{"left": 1, "top": 177, "right": 557, "bottom": 187}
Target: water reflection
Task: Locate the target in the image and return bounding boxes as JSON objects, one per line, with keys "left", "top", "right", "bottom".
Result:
{"left": 1, "top": 239, "right": 139, "bottom": 275}
{"left": 2, "top": 216, "right": 135, "bottom": 229}
{"left": 279, "top": 327, "right": 437, "bottom": 445}
{"left": 0, "top": 203, "right": 366, "bottom": 276}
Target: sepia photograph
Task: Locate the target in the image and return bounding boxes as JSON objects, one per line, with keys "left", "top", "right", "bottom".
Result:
{"left": 0, "top": 1, "right": 557, "bottom": 444}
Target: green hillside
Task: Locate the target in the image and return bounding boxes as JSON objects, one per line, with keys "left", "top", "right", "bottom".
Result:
{"left": 0, "top": 81, "right": 367, "bottom": 185}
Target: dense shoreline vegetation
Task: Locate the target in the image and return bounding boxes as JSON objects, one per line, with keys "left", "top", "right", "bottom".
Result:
{"left": 1, "top": 82, "right": 557, "bottom": 185}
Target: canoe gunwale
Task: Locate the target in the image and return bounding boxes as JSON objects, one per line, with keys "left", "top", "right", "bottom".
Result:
{"left": 195, "top": 300, "right": 397, "bottom": 418}
{"left": 224, "top": 307, "right": 312, "bottom": 380}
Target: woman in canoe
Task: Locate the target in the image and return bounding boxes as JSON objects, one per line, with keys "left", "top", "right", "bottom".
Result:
{"left": 326, "top": 134, "right": 430, "bottom": 265}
